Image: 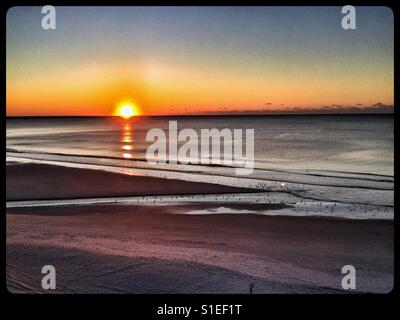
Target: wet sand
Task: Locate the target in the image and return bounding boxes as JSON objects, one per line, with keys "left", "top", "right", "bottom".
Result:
{"left": 6, "top": 163, "right": 255, "bottom": 200}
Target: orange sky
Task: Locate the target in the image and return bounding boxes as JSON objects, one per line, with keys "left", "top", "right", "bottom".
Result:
{"left": 6, "top": 60, "right": 394, "bottom": 116}
{"left": 6, "top": 7, "right": 394, "bottom": 116}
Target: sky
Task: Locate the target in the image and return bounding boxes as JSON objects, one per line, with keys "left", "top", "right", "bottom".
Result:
{"left": 6, "top": 6, "right": 394, "bottom": 116}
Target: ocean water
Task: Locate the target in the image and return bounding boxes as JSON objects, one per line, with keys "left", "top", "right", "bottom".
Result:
{"left": 6, "top": 115, "right": 394, "bottom": 176}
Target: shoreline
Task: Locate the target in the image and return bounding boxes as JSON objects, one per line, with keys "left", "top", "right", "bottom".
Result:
{"left": 6, "top": 200, "right": 392, "bottom": 222}
{"left": 6, "top": 163, "right": 394, "bottom": 220}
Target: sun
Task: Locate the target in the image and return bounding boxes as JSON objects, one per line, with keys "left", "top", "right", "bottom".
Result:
{"left": 115, "top": 102, "right": 140, "bottom": 119}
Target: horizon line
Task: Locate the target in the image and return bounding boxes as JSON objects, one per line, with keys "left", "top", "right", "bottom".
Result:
{"left": 5, "top": 112, "right": 394, "bottom": 119}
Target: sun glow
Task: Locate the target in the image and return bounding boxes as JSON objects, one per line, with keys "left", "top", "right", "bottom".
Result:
{"left": 115, "top": 102, "right": 140, "bottom": 119}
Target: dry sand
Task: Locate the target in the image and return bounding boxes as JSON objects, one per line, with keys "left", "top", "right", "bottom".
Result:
{"left": 6, "top": 164, "right": 394, "bottom": 293}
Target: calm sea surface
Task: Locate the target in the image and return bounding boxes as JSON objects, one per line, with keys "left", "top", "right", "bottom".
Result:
{"left": 6, "top": 115, "right": 394, "bottom": 176}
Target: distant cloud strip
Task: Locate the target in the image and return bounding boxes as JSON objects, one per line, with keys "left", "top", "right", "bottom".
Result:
{"left": 194, "top": 103, "right": 394, "bottom": 115}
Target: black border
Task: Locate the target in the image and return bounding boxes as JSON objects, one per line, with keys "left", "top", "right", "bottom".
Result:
{"left": 2, "top": 1, "right": 398, "bottom": 317}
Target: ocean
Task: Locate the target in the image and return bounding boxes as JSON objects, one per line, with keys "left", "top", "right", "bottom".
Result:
{"left": 6, "top": 114, "right": 394, "bottom": 176}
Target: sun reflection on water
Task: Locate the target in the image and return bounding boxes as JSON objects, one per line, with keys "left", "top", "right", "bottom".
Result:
{"left": 120, "top": 123, "right": 133, "bottom": 159}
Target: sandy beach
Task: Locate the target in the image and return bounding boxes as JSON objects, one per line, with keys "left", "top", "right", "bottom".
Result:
{"left": 6, "top": 164, "right": 394, "bottom": 294}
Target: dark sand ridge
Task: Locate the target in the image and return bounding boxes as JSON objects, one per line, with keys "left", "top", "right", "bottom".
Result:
{"left": 6, "top": 163, "right": 256, "bottom": 201}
